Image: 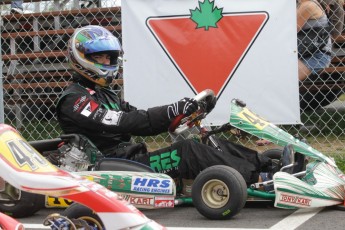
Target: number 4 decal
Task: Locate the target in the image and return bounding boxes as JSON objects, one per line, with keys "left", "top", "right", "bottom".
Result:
{"left": 239, "top": 108, "right": 268, "bottom": 130}
{"left": 7, "top": 140, "right": 47, "bottom": 170}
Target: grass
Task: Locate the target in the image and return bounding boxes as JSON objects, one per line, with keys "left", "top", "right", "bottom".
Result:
{"left": 338, "top": 94, "right": 345, "bottom": 101}
{"left": 5, "top": 119, "right": 62, "bottom": 141}
{"left": 334, "top": 156, "right": 345, "bottom": 172}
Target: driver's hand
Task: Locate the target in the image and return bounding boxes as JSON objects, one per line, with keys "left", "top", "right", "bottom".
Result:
{"left": 167, "top": 97, "right": 198, "bottom": 119}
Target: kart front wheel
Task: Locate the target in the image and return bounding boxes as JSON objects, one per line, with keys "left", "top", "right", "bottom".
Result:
{"left": 62, "top": 203, "right": 104, "bottom": 229}
{"left": 192, "top": 165, "right": 247, "bottom": 220}
{"left": 0, "top": 184, "right": 45, "bottom": 218}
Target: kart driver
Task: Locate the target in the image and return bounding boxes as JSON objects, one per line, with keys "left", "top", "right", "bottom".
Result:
{"left": 56, "top": 25, "right": 275, "bottom": 193}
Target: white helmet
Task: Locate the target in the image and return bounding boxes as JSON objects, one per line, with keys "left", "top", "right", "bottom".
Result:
{"left": 68, "top": 25, "right": 122, "bottom": 87}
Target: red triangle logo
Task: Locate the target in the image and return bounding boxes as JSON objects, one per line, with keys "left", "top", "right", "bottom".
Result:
{"left": 147, "top": 12, "right": 268, "bottom": 97}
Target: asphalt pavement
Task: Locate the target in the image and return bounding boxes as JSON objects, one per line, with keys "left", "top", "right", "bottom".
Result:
{"left": 17, "top": 202, "right": 345, "bottom": 230}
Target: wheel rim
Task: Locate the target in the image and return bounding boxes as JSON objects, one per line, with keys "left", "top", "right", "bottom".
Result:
{"left": 0, "top": 184, "right": 21, "bottom": 207}
{"left": 78, "top": 216, "right": 103, "bottom": 229}
{"left": 201, "top": 179, "right": 229, "bottom": 208}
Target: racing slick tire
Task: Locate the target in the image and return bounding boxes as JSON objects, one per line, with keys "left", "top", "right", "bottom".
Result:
{"left": 192, "top": 165, "right": 247, "bottom": 220}
{"left": 0, "top": 187, "right": 45, "bottom": 218}
{"left": 334, "top": 204, "right": 345, "bottom": 211}
{"left": 62, "top": 203, "right": 104, "bottom": 229}
{"left": 261, "top": 148, "right": 283, "bottom": 160}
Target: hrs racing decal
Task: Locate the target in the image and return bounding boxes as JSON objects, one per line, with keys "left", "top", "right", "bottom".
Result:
{"left": 150, "top": 149, "right": 180, "bottom": 173}
{"left": 131, "top": 176, "right": 173, "bottom": 194}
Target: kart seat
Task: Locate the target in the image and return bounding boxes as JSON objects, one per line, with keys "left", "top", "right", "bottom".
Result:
{"left": 95, "top": 158, "right": 155, "bottom": 172}
{"left": 280, "top": 144, "right": 306, "bottom": 174}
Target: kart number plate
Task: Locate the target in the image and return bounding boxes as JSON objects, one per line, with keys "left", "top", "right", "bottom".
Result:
{"left": 45, "top": 196, "right": 73, "bottom": 208}
{"left": 238, "top": 108, "right": 268, "bottom": 130}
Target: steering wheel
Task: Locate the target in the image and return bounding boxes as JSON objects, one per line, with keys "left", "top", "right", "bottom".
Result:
{"left": 168, "top": 89, "right": 216, "bottom": 135}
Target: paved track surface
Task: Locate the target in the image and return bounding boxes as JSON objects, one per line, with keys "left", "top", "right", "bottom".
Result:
{"left": 17, "top": 202, "right": 345, "bottom": 230}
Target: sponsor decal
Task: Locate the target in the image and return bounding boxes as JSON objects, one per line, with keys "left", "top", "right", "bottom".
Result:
{"left": 129, "top": 196, "right": 154, "bottom": 205}
{"left": 146, "top": 0, "right": 268, "bottom": 96}
{"left": 150, "top": 149, "right": 180, "bottom": 173}
{"left": 81, "top": 100, "right": 99, "bottom": 117}
{"left": 92, "top": 108, "right": 106, "bottom": 121}
{"left": 131, "top": 176, "right": 173, "bottom": 194}
{"left": 279, "top": 193, "right": 311, "bottom": 207}
{"left": 46, "top": 196, "right": 73, "bottom": 208}
{"left": 73, "top": 96, "right": 88, "bottom": 112}
{"left": 154, "top": 196, "right": 174, "bottom": 207}
{"left": 101, "top": 110, "right": 123, "bottom": 125}
{"left": 118, "top": 194, "right": 155, "bottom": 206}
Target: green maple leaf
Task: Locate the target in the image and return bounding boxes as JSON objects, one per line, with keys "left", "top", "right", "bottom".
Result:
{"left": 190, "top": 0, "right": 223, "bottom": 31}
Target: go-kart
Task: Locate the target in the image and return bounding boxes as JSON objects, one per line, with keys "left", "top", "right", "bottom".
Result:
{"left": 177, "top": 95, "right": 345, "bottom": 209}
{"left": 227, "top": 99, "right": 345, "bottom": 209}
{"left": 2, "top": 89, "right": 344, "bottom": 223}
{"left": 0, "top": 89, "right": 248, "bottom": 221}
{"left": 0, "top": 124, "right": 166, "bottom": 229}
{"left": 148, "top": 92, "right": 345, "bottom": 210}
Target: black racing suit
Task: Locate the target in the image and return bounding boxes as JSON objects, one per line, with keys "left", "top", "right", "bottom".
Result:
{"left": 56, "top": 80, "right": 271, "bottom": 185}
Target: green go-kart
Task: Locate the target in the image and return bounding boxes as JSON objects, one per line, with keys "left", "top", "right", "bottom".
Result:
{"left": 1, "top": 89, "right": 344, "bottom": 224}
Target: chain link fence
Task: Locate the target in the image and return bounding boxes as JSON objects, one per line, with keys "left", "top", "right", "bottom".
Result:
{"left": 0, "top": 0, "right": 344, "bottom": 158}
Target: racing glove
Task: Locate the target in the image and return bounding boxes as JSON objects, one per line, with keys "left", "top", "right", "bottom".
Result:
{"left": 167, "top": 97, "right": 198, "bottom": 120}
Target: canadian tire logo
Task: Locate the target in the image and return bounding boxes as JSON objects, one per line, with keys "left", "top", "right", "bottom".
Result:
{"left": 146, "top": 0, "right": 269, "bottom": 97}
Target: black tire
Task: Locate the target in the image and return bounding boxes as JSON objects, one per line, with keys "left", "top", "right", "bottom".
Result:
{"left": 334, "top": 204, "right": 345, "bottom": 211}
{"left": 192, "top": 165, "right": 247, "bottom": 220}
{"left": 0, "top": 188, "right": 45, "bottom": 218}
{"left": 261, "top": 148, "right": 283, "bottom": 175}
{"left": 261, "top": 148, "right": 283, "bottom": 160}
{"left": 62, "top": 203, "right": 104, "bottom": 229}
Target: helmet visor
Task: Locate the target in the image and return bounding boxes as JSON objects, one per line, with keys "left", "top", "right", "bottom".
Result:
{"left": 82, "top": 36, "right": 122, "bottom": 55}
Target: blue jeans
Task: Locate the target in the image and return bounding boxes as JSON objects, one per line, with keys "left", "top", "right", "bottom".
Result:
{"left": 300, "top": 51, "right": 331, "bottom": 75}
{"left": 11, "top": 0, "right": 23, "bottom": 10}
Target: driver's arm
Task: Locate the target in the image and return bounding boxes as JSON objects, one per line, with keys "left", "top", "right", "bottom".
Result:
{"left": 57, "top": 93, "right": 197, "bottom": 136}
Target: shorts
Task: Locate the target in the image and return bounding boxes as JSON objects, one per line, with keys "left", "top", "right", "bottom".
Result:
{"left": 300, "top": 51, "right": 331, "bottom": 75}
{"left": 260, "top": 172, "right": 274, "bottom": 191}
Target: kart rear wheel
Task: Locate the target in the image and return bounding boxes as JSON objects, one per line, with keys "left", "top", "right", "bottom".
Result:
{"left": 192, "top": 165, "right": 247, "bottom": 220}
{"left": 0, "top": 184, "right": 45, "bottom": 218}
{"left": 62, "top": 203, "right": 104, "bottom": 229}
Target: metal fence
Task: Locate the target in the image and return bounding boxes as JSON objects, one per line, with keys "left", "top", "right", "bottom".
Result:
{"left": 0, "top": 0, "right": 344, "bottom": 158}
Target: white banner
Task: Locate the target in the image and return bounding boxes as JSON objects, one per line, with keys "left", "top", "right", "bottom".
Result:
{"left": 122, "top": 0, "right": 300, "bottom": 125}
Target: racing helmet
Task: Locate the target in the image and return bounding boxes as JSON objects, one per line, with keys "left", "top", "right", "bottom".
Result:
{"left": 68, "top": 25, "right": 122, "bottom": 87}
